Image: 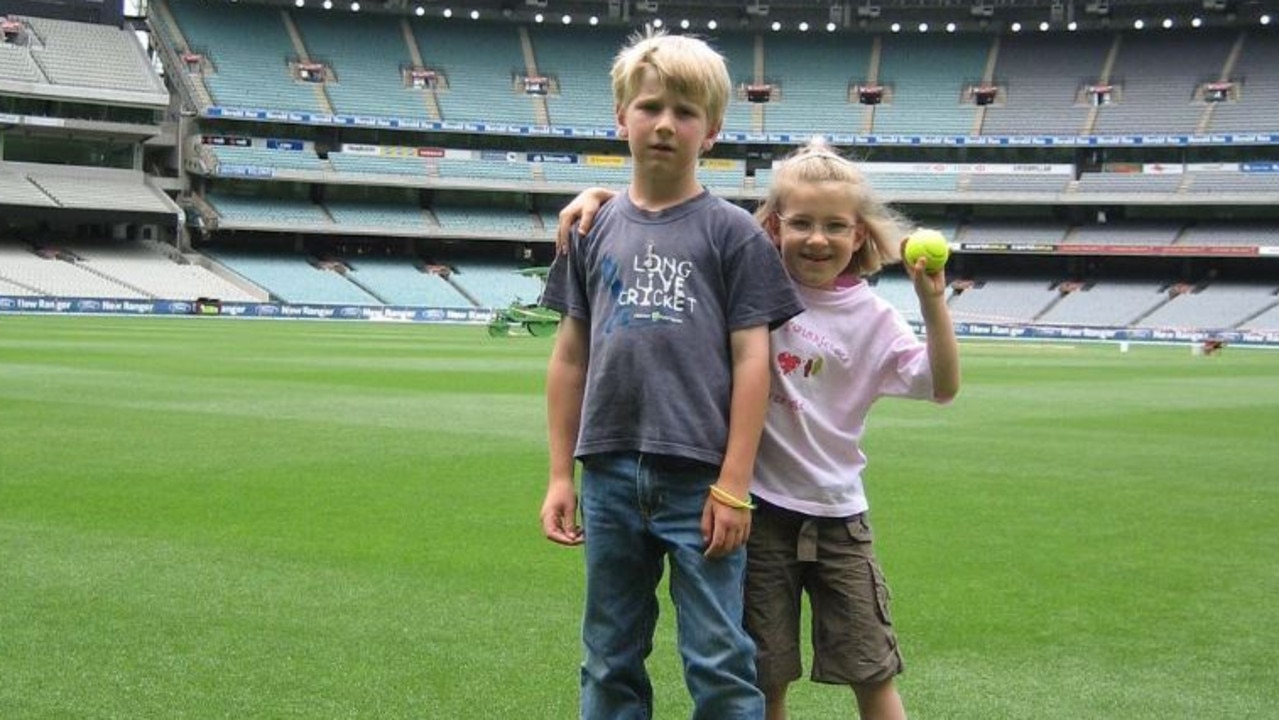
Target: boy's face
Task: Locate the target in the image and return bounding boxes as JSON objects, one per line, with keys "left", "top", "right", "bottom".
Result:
{"left": 616, "top": 67, "right": 720, "bottom": 184}
{"left": 775, "top": 181, "right": 865, "bottom": 290}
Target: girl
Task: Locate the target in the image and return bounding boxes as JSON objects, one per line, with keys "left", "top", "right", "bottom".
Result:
{"left": 557, "top": 138, "right": 961, "bottom": 720}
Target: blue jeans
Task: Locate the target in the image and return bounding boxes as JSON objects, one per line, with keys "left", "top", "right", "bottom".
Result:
{"left": 578, "top": 452, "right": 763, "bottom": 720}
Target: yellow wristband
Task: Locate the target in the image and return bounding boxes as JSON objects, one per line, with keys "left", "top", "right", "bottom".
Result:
{"left": 709, "top": 484, "right": 756, "bottom": 511}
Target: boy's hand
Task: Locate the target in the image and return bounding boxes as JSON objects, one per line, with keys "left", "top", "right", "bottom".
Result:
{"left": 900, "top": 236, "right": 948, "bottom": 301}
{"left": 541, "top": 479, "right": 583, "bottom": 546}
{"left": 701, "top": 497, "right": 752, "bottom": 558}
{"left": 556, "top": 187, "right": 617, "bottom": 254}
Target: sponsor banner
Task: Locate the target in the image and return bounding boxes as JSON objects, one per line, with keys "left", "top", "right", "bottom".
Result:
{"left": 202, "top": 134, "right": 251, "bottom": 147}
{"left": 417, "top": 147, "right": 446, "bottom": 158}
{"left": 1257, "top": 246, "right": 1279, "bottom": 257}
{"left": 0, "top": 113, "right": 20, "bottom": 124}
{"left": 527, "top": 152, "right": 577, "bottom": 164}
{"left": 960, "top": 244, "right": 1261, "bottom": 257}
{"left": 1143, "top": 163, "right": 1183, "bottom": 175}
{"left": 217, "top": 164, "right": 274, "bottom": 178}
{"left": 1187, "top": 162, "right": 1239, "bottom": 172}
{"left": 910, "top": 319, "right": 1279, "bottom": 347}
{"left": 265, "top": 139, "right": 304, "bottom": 151}
{"left": 0, "top": 297, "right": 494, "bottom": 324}
{"left": 699, "top": 158, "right": 742, "bottom": 171}
{"left": 201, "top": 108, "right": 1279, "bottom": 147}
{"left": 1103, "top": 162, "right": 1143, "bottom": 174}
{"left": 340, "top": 143, "right": 380, "bottom": 155}
{"left": 858, "top": 163, "right": 1072, "bottom": 175}
{"left": 479, "top": 150, "right": 518, "bottom": 162}
{"left": 1242, "top": 161, "right": 1279, "bottom": 173}
{"left": 584, "top": 154, "right": 627, "bottom": 168}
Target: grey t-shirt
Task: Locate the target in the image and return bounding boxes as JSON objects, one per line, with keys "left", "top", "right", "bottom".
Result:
{"left": 541, "top": 189, "right": 804, "bottom": 467}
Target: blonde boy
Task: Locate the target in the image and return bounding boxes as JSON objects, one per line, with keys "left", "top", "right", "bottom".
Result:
{"left": 539, "top": 29, "right": 803, "bottom": 720}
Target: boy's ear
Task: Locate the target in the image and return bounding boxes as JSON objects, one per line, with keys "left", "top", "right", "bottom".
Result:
{"left": 700, "top": 123, "right": 722, "bottom": 154}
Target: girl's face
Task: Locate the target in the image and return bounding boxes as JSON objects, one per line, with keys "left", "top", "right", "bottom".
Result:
{"left": 775, "top": 181, "right": 865, "bottom": 290}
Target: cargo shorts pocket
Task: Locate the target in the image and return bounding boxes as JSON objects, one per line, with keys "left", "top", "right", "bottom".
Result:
{"left": 869, "top": 561, "right": 893, "bottom": 626}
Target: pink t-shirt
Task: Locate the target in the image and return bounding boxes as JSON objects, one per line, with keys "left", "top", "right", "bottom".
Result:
{"left": 754, "top": 280, "right": 939, "bottom": 517}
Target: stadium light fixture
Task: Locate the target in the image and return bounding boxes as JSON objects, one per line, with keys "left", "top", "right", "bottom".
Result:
{"left": 589, "top": 15, "right": 599, "bottom": 25}
{"left": 680, "top": 18, "right": 690, "bottom": 28}
{"left": 771, "top": 20, "right": 781, "bottom": 30}
{"left": 322, "top": 0, "right": 332, "bottom": 9}
{"left": 561, "top": 13, "right": 571, "bottom": 23}
{"left": 1010, "top": 21, "right": 1022, "bottom": 31}
{"left": 945, "top": 21, "right": 956, "bottom": 32}
{"left": 1067, "top": 20, "right": 1077, "bottom": 30}
{"left": 534, "top": 12, "right": 543, "bottom": 21}
{"left": 1133, "top": 18, "right": 1144, "bottom": 28}
{"left": 1262, "top": 14, "right": 1272, "bottom": 25}
{"left": 443, "top": 7, "right": 452, "bottom": 17}
{"left": 798, "top": 21, "right": 809, "bottom": 31}
{"left": 470, "top": 9, "right": 479, "bottom": 18}
{"left": 1038, "top": 20, "right": 1049, "bottom": 30}
{"left": 890, "top": 22, "right": 901, "bottom": 32}
{"left": 917, "top": 22, "right": 928, "bottom": 31}
{"left": 350, "top": 2, "right": 360, "bottom": 11}
{"left": 826, "top": 21, "right": 837, "bottom": 31}
{"left": 1191, "top": 16, "right": 1202, "bottom": 26}
{"left": 708, "top": 19, "right": 719, "bottom": 29}
{"left": 294, "top": 0, "right": 304, "bottom": 7}
{"left": 1162, "top": 17, "right": 1173, "bottom": 27}
{"left": 652, "top": 17, "right": 663, "bottom": 27}
{"left": 414, "top": 5, "right": 425, "bottom": 15}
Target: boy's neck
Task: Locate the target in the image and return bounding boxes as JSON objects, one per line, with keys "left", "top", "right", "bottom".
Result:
{"left": 628, "top": 174, "right": 704, "bottom": 212}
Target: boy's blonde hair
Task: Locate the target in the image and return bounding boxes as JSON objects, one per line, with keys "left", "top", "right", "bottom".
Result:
{"left": 755, "top": 138, "right": 909, "bottom": 277}
{"left": 611, "top": 27, "right": 731, "bottom": 129}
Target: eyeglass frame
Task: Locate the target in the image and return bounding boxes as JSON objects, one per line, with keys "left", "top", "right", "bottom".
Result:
{"left": 775, "top": 213, "right": 857, "bottom": 240}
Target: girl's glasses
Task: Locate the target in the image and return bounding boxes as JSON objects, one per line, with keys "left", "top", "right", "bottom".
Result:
{"left": 777, "top": 215, "right": 855, "bottom": 240}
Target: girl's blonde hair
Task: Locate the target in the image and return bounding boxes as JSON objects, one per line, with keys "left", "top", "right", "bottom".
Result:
{"left": 755, "top": 137, "right": 909, "bottom": 277}
{"left": 611, "top": 27, "right": 731, "bottom": 129}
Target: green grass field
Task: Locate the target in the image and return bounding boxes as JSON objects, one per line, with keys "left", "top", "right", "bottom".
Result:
{"left": 2, "top": 315, "right": 1277, "bottom": 719}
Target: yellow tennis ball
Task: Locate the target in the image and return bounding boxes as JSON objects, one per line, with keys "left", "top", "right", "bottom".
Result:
{"left": 903, "top": 229, "right": 950, "bottom": 274}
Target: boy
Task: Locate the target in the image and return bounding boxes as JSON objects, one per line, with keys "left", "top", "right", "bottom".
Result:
{"left": 538, "top": 28, "right": 804, "bottom": 720}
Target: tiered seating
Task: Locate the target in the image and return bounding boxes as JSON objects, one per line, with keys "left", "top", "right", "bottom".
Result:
{"left": 1137, "top": 284, "right": 1279, "bottom": 330}
{"left": 209, "top": 251, "right": 381, "bottom": 304}
{"left": 0, "top": 166, "right": 57, "bottom": 207}
{"left": 293, "top": 12, "right": 433, "bottom": 120}
{"left": 208, "top": 143, "right": 328, "bottom": 173}
{"left": 1064, "top": 222, "right": 1182, "bottom": 246}
{"left": 873, "top": 34, "right": 988, "bottom": 135}
{"left": 700, "top": 168, "right": 744, "bottom": 192}
{"left": 1179, "top": 223, "right": 1279, "bottom": 246}
{"left": 0, "top": 244, "right": 145, "bottom": 299}
{"left": 541, "top": 163, "right": 632, "bottom": 188}
{"left": 208, "top": 194, "right": 332, "bottom": 227}
{"left": 168, "top": 0, "right": 325, "bottom": 113}
{"left": 415, "top": 21, "right": 535, "bottom": 125}
{"left": 1184, "top": 172, "right": 1279, "bottom": 194}
{"left": 964, "top": 174, "right": 1069, "bottom": 194}
{"left": 1074, "top": 173, "right": 1182, "bottom": 194}
{"left": 1038, "top": 282, "right": 1166, "bottom": 327}
{"left": 0, "top": 276, "right": 39, "bottom": 296}
{"left": 981, "top": 33, "right": 1105, "bottom": 135}
{"left": 762, "top": 33, "right": 870, "bottom": 135}
{"left": 864, "top": 172, "right": 958, "bottom": 193}
{"left": 961, "top": 221, "right": 1069, "bottom": 245}
{"left": 948, "top": 279, "right": 1057, "bottom": 323}
{"left": 1206, "top": 31, "right": 1279, "bottom": 133}
{"left": 1241, "top": 302, "right": 1279, "bottom": 331}
{"left": 713, "top": 31, "right": 757, "bottom": 135}
{"left": 531, "top": 25, "right": 624, "bottom": 129}
{"left": 64, "top": 242, "right": 260, "bottom": 301}
{"left": 432, "top": 206, "right": 538, "bottom": 234}
{"left": 23, "top": 166, "right": 176, "bottom": 214}
{"left": 328, "top": 151, "right": 431, "bottom": 178}
{"left": 0, "top": 44, "right": 44, "bottom": 83}
{"left": 20, "top": 15, "right": 166, "bottom": 95}
{"left": 1092, "top": 31, "right": 1234, "bottom": 135}
{"left": 449, "top": 261, "right": 545, "bottom": 307}
{"left": 437, "top": 158, "right": 533, "bottom": 182}
{"left": 870, "top": 274, "right": 954, "bottom": 322}
{"left": 343, "top": 257, "right": 469, "bottom": 306}
{"left": 326, "top": 202, "right": 432, "bottom": 230}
